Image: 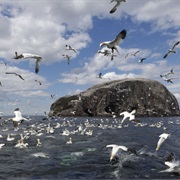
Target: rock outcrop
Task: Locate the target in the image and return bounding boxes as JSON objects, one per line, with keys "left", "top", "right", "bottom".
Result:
{"left": 50, "top": 78, "right": 180, "bottom": 117}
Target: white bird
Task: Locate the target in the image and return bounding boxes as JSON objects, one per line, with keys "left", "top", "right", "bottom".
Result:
{"left": 8, "top": 108, "right": 29, "bottom": 130}
{"left": 62, "top": 54, "right": 71, "bottom": 65}
{"left": 7, "top": 134, "right": 15, "bottom": 141}
{"left": 66, "top": 137, "right": 72, "bottom": 144}
{"left": 13, "top": 52, "right": 43, "bottom": 73}
{"left": 106, "top": 144, "right": 128, "bottom": 162}
{"left": 66, "top": 45, "right": 77, "bottom": 53}
{"left": 100, "top": 29, "right": 126, "bottom": 54}
{"left": 156, "top": 133, "right": 170, "bottom": 151}
{"left": 120, "top": 109, "right": 136, "bottom": 124}
{"left": 163, "top": 41, "right": 180, "bottom": 58}
{"left": 160, "top": 75, "right": 178, "bottom": 83}
{"left": 106, "top": 144, "right": 137, "bottom": 162}
{"left": 109, "top": 0, "right": 126, "bottom": 14}
{"left": 161, "top": 68, "right": 174, "bottom": 77}
{"left": 159, "top": 160, "right": 180, "bottom": 174}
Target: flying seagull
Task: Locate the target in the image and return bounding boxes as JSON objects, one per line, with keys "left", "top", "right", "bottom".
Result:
{"left": 160, "top": 75, "right": 178, "bottom": 83}
{"left": 163, "top": 41, "right": 180, "bottom": 58}
{"left": 100, "top": 29, "right": 126, "bottom": 54}
{"left": 35, "top": 80, "right": 42, "bottom": 85}
{"left": 159, "top": 159, "right": 180, "bottom": 174}
{"left": 109, "top": 0, "right": 126, "bottom": 14}
{"left": 120, "top": 109, "right": 136, "bottom": 124}
{"left": 5, "top": 72, "right": 25, "bottom": 80}
{"left": 13, "top": 52, "right": 43, "bottom": 73}
{"left": 62, "top": 54, "right": 71, "bottom": 65}
{"left": 66, "top": 45, "right": 77, "bottom": 53}
{"left": 8, "top": 108, "right": 29, "bottom": 130}
{"left": 161, "top": 68, "right": 174, "bottom": 77}
{"left": 131, "top": 50, "right": 140, "bottom": 57}
{"left": 138, "top": 58, "right": 146, "bottom": 63}
{"left": 98, "top": 49, "right": 112, "bottom": 56}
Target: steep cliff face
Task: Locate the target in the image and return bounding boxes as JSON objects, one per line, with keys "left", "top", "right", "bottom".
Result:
{"left": 50, "top": 78, "right": 180, "bottom": 117}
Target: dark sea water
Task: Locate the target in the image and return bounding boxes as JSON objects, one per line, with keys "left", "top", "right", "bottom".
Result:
{"left": 0, "top": 115, "right": 180, "bottom": 179}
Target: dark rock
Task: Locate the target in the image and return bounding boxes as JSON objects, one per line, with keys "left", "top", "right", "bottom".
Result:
{"left": 49, "top": 78, "right": 180, "bottom": 117}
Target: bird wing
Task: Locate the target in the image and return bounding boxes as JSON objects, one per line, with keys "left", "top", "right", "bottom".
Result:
{"left": 163, "top": 51, "right": 170, "bottom": 58}
{"left": 17, "top": 74, "right": 25, "bottom": 80}
{"left": 110, "top": 29, "right": 127, "bottom": 46}
{"left": 110, "top": 1, "right": 121, "bottom": 14}
{"left": 171, "top": 41, "right": 180, "bottom": 50}
{"left": 35, "top": 58, "right": 41, "bottom": 74}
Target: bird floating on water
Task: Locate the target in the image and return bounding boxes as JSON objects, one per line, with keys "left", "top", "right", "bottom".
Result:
{"left": 100, "top": 29, "right": 126, "bottom": 54}
{"left": 109, "top": 0, "right": 126, "bottom": 14}
{"left": 13, "top": 52, "right": 43, "bottom": 73}
{"left": 163, "top": 41, "right": 180, "bottom": 58}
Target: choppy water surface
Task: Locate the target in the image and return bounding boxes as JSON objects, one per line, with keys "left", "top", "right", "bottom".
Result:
{"left": 0, "top": 115, "right": 180, "bottom": 179}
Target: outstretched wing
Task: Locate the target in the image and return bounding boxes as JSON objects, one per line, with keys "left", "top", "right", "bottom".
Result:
{"left": 111, "top": 29, "right": 127, "bottom": 46}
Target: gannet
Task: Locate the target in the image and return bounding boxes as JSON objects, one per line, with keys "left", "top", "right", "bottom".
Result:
{"left": 106, "top": 144, "right": 137, "bottom": 162}
{"left": 161, "top": 69, "right": 174, "bottom": 77}
{"left": 138, "top": 58, "right": 146, "bottom": 63}
{"left": 66, "top": 45, "right": 77, "bottom": 53}
{"left": 131, "top": 50, "right": 140, "bottom": 57}
{"left": 163, "top": 41, "right": 180, "bottom": 58}
{"left": 109, "top": 0, "right": 126, "bottom": 14}
{"left": 160, "top": 75, "right": 178, "bottom": 83}
{"left": 62, "top": 54, "right": 71, "bottom": 65}
{"left": 66, "top": 137, "right": 72, "bottom": 144}
{"left": 159, "top": 159, "right": 180, "bottom": 174}
{"left": 100, "top": 29, "right": 126, "bottom": 54}
{"left": 13, "top": 52, "right": 43, "bottom": 73}
{"left": 98, "top": 49, "right": 112, "bottom": 56}
{"left": 120, "top": 109, "right": 136, "bottom": 124}
{"left": 7, "top": 133, "right": 15, "bottom": 141}
{"left": 156, "top": 133, "right": 170, "bottom": 151}
{"left": 5, "top": 72, "right": 25, "bottom": 80}
{"left": 8, "top": 108, "right": 29, "bottom": 130}
{"left": 36, "top": 138, "right": 42, "bottom": 147}
{"left": 35, "top": 79, "right": 42, "bottom": 85}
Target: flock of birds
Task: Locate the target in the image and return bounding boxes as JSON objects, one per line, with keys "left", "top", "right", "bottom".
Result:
{"left": 0, "top": 108, "right": 179, "bottom": 176}
{"left": 0, "top": 0, "right": 180, "bottom": 177}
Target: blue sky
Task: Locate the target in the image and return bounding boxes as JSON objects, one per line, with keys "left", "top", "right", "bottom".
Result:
{"left": 0, "top": 0, "right": 180, "bottom": 115}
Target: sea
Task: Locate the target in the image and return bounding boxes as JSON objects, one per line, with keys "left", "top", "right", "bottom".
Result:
{"left": 0, "top": 115, "right": 180, "bottom": 179}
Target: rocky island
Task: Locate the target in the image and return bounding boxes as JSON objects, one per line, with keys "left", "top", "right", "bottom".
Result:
{"left": 50, "top": 78, "right": 180, "bottom": 117}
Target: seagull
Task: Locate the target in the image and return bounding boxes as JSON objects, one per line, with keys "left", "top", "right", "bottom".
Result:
{"left": 109, "top": 0, "right": 126, "bottom": 14}
{"left": 100, "top": 29, "right": 126, "bottom": 54}
{"left": 5, "top": 72, "right": 25, "bottom": 80}
{"left": 35, "top": 79, "right": 42, "bottom": 85}
{"left": 163, "top": 41, "right": 180, "bottom": 58}
{"left": 131, "top": 50, "right": 140, "bottom": 57}
{"left": 159, "top": 159, "right": 180, "bottom": 174}
{"left": 66, "top": 45, "right": 77, "bottom": 53}
{"left": 8, "top": 108, "right": 29, "bottom": 130}
{"left": 138, "top": 58, "right": 146, "bottom": 63}
{"left": 160, "top": 75, "right": 178, "bottom": 83}
{"left": 62, "top": 54, "right": 71, "bottom": 65}
{"left": 106, "top": 144, "right": 138, "bottom": 162}
{"left": 13, "top": 52, "right": 43, "bottom": 73}
{"left": 120, "top": 109, "right": 136, "bottom": 124}
{"left": 156, "top": 133, "right": 170, "bottom": 151}
{"left": 98, "top": 49, "right": 112, "bottom": 56}
{"left": 161, "top": 68, "right": 174, "bottom": 77}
